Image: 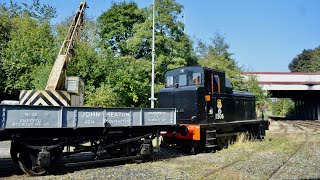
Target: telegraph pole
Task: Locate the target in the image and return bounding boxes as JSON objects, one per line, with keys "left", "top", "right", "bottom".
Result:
{"left": 150, "top": 0, "right": 156, "bottom": 108}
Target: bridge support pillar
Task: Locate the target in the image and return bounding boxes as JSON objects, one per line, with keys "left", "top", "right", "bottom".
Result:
{"left": 309, "top": 101, "right": 315, "bottom": 120}
{"left": 312, "top": 101, "right": 316, "bottom": 120}
{"left": 294, "top": 100, "right": 298, "bottom": 120}
{"left": 317, "top": 103, "right": 320, "bottom": 120}
{"left": 296, "top": 101, "right": 300, "bottom": 119}
{"left": 306, "top": 101, "right": 310, "bottom": 120}
{"left": 302, "top": 101, "right": 306, "bottom": 120}
{"left": 299, "top": 101, "right": 303, "bottom": 120}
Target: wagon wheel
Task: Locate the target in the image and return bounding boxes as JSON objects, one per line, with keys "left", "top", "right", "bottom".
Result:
{"left": 49, "top": 148, "right": 65, "bottom": 173}
{"left": 10, "top": 141, "right": 20, "bottom": 165}
{"left": 18, "top": 151, "right": 47, "bottom": 176}
{"left": 129, "top": 143, "right": 149, "bottom": 163}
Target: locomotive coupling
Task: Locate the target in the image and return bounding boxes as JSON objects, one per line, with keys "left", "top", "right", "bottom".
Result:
{"left": 162, "top": 124, "right": 201, "bottom": 141}
{"left": 175, "top": 125, "right": 189, "bottom": 136}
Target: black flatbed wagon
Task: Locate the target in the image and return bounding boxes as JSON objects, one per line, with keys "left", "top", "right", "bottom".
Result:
{"left": 0, "top": 105, "right": 176, "bottom": 175}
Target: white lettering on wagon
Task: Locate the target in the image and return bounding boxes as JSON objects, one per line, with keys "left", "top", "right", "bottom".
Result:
{"left": 84, "top": 119, "right": 95, "bottom": 124}
{"left": 13, "top": 118, "right": 49, "bottom": 127}
{"left": 105, "top": 119, "right": 130, "bottom": 124}
{"left": 146, "top": 112, "right": 168, "bottom": 122}
{"left": 106, "top": 112, "right": 130, "bottom": 118}
{"left": 11, "top": 111, "right": 50, "bottom": 127}
{"left": 24, "top": 112, "right": 38, "bottom": 117}
{"left": 80, "top": 112, "right": 101, "bottom": 118}
{"left": 147, "top": 117, "right": 167, "bottom": 122}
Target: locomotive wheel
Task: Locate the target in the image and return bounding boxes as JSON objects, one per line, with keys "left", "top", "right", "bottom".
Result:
{"left": 187, "top": 141, "right": 203, "bottom": 154}
{"left": 18, "top": 151, "right": 47, "bottom": 176}
{"left": 217, "top": 137, "right": 229, "bottom": 150}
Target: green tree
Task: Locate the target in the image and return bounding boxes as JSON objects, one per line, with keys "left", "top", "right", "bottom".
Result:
{"left": 98, "top": 1, "right": 145, "bottom": 55}
{"left": 0, "top": 0, "right": 56, "bottom": 20}
{"left": 1, "top": 15, "right": 55, "bottom": 95}
{"left": 85, "top": 83, "right": 121, "bottom": 107}
{"left": 128, "top": 0, "right": 197, "bottom": 81}
{"left": 0, "top": 13, "right": 12, "bottom": 97}
{"left": 288, "top": 47, "right": 320, "bottom": 72}
{"left": 245, "top": 74, "right": 269, "bottom": 117}
{"left": 30, "top": 62, "right": 53, "bottom": 89}
{"left": 97, "top": 0, "right": 196, "bottom": 107}
{"left": 270, "top": 98, "right": 294, "bottom": 117}
{"left": 197, "top": 32, "right": 244, "bottom": 90}
{"left": 0, "top": 0, "right": 57, "bottom": 100}
{"left": 53, "top": 16, "right": 122, "bottom": 107}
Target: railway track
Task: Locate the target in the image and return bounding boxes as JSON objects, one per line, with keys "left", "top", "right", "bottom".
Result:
{"left": 202, "top": 157, "right": 247, "bottom": 178}
{"left": 1, "top": 120, "right": 318, "bottom": 178}
{"left": 267, "top": 120, "right": 320, "bottom": 179}
{"left": 268, "top": 132, "right": 308, "bottom": 180}
{"left": 0, "top": 158, "right": 22, "bottom": 178}
{"left": 0, "top": 146, "right": 185, "bottom": 178}
{"left": 0, "top": 153, "right": 144, "bottom": 178}
{"left": 203, "top": 120, "right": 313, "bottom": 179}
{"left": 276, "top": 121, "right": 290, "bottom": 133}
{"left": 293, "top": 121, "right": 320, "bottom": 132}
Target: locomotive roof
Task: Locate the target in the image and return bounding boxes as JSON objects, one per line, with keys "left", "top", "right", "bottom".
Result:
{"left": 165, "top": 66, "right": 225, "bottom": 76}
{"left": 232, "top": 90, "right": 255, "bottom": 97}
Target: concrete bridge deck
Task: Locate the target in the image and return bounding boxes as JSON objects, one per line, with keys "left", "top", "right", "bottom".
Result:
{"left": 243, "top": 72, "right": 320, "bottom": 120}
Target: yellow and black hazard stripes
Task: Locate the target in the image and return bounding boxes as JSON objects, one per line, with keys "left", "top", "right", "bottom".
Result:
{"left": 19, "top": 90, "right": 71, "bottom": 106}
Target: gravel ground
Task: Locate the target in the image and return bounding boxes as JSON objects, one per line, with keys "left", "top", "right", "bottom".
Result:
{"left": 1, "top": 120, "right": 320, "bottom": 179}
{"left": 0, "top": 141, "right": 10, "bottom": 158}
{"left": 275, "top": 134, "right": 320, "bottom": 179}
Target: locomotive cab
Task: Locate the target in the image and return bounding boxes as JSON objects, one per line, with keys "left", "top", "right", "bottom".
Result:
{"left": 159, "top": 66, "right": 235, "bottom": 124}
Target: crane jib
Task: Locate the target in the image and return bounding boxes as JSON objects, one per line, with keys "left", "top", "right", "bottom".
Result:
{"left": 45, "top": 2, "right": 87, "bottom": 91}
{"left": 20, "top": 2, "right": 87, "bottom": 107}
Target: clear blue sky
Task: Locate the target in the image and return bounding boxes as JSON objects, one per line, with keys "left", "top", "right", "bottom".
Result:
{"left": 4, "top": 0, "right": 320, "bottom": 72}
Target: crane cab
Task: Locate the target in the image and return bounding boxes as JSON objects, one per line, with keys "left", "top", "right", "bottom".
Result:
{"left": 65, "top": 77, "right": 84, "bottom": 107}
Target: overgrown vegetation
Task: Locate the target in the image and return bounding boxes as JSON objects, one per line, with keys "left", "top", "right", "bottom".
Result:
{"left": 0, "top": 0, "right": 266, "bottom": 109}
{"left": 289, "top": 47, "right": 320, "bottom": 72}
{"left": 270, "top": 98, "right": 295, "bottom": 117}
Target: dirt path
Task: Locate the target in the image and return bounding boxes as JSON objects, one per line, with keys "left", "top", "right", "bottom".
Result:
{"left": 1, "top": 121, "right": 319, "bottom": 179}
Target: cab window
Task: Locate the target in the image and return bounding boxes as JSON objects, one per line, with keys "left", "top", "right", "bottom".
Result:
{"left": 179, "top": 74, "right": 187, "bottom": 86}
{"left": 166, "top": 76, "right": 174, "bottom": 87}
{"left": 214, "top": 75, "right": 220, "bottom": 93}
{"left": 192, "top": 73, "right": 202, "bottom": 85}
